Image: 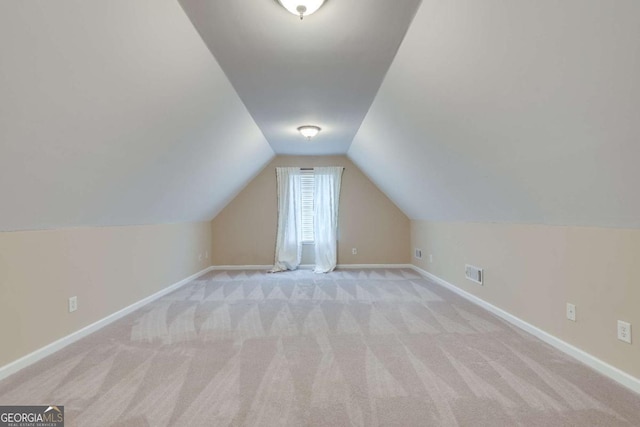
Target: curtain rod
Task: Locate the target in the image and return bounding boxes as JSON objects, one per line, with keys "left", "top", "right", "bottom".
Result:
{"left": 275, "top": 167, "right": 345, "bottom": 171}
{"left": 299, "top": 167, "right": 345, "bottom": 170}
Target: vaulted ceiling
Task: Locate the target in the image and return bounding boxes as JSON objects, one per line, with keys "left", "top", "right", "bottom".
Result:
{"left": 178, "top": 0, "right": 421, "bottom": 155}
{"left": 350, "top": 0, "right": 640, "bottom": 227}
{"left": 0, "top": 0, "right": 273, "bottom": 231}
{"left": 1, "top": 0, "right": 639, "bottom": 231}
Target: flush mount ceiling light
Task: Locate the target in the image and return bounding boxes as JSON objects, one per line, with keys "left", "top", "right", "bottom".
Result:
{"left": 298, "top": 125, "right": 321, "bottom": 140}
{"left": 277, "top": 0, "right": 326, "bottom": 20}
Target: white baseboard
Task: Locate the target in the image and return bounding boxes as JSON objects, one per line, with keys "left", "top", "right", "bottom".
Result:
{"left": 410, "top": 265, "right": 640, "bottom": 395}
{"left": 211, "top": 264, "right": 413, "bottom": 271}
{"left": 0, "top": 266, "right": 214, "bottom": 382}
{"left": 337, "top": 264, "right": 413, "bottom": 269}
{"left": 210, "top": 265, "right": 273, "bottom": 270}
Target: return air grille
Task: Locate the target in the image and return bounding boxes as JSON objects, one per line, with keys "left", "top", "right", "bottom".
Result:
{"left": 465, "top": 264, "right": 483, "bottom": 285}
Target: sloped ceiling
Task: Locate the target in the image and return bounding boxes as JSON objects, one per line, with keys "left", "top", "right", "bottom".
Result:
{"left": 179, "top": 0, "right": 421, "bottom": 155}
{"left": 0, "top": 0, "right": 273, "bottom": 231}
{"left": 3, "top": 0, "right": 640, "bottom": 231}
{"left": 349, "top": 0, "right": 640, "bottom": 227}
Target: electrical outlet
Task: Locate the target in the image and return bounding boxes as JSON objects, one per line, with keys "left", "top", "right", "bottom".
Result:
{"left": 617, "top": 320, "right": 632, "bottom": 344}
{"left": 68, "top": 296, "right": 78, "bottom": 313}
{"left": 414, "top": 248, "right": 422, "bottom": 259}
{"left": 566, "top": 303, "right": 576, "bottom": 321}
{"left": 429, "top": 254, "right": 433, "bottom": 263}
{"left": 352, "top": 248, "right": 357, "bottom": 255}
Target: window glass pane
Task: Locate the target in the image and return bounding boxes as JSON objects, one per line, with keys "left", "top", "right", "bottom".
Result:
{"left": 300, "top": 171, "right": 314, "bottom": 242}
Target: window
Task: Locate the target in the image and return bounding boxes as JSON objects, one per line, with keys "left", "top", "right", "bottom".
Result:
{"left": 300, "top": 170, "right": 315, "bottom": 242}
{"left": 272, "top": 166, "right": 343, "bottom": 273}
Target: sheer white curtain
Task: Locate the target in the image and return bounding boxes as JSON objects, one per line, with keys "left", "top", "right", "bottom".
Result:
{"left": 270, "top": 167, "right": 303, "bottom": 272}
{"left": 313, "top": 167, "right": 344, "bottom": 273}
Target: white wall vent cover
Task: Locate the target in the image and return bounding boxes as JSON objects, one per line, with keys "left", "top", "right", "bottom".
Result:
{"left": 465, "top": 264, "right": 483, "bottom": 285}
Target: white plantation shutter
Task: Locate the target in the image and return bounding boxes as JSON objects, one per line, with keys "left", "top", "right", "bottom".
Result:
{"left": 300, "top": 170, "right": 315, "bottom": 242}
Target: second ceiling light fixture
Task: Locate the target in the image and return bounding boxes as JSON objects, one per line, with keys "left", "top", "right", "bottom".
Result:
{"left": 298, "top": 125, "right": 321, "bottom": 140}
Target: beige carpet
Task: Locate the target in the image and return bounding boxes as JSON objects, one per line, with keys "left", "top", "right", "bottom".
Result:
{"left": 0, "top": 268, "right": 639, "bottom": 426}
